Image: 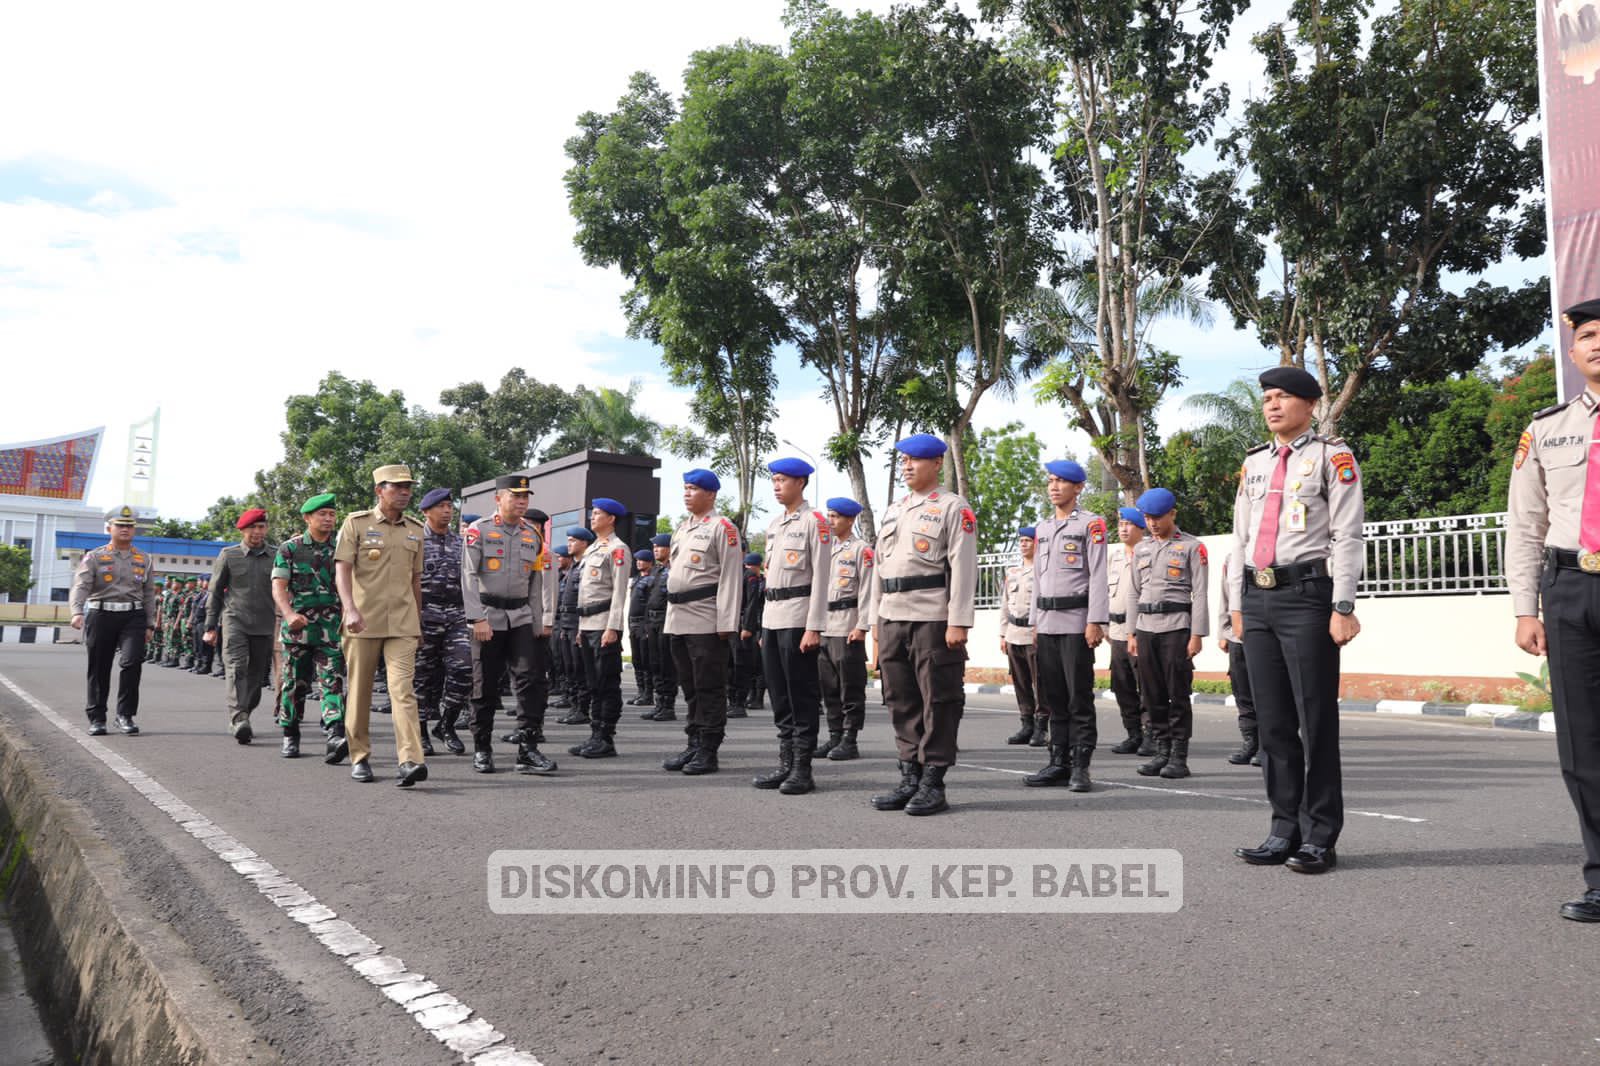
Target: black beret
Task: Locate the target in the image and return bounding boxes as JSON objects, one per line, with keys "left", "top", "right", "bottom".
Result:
{"left": 1563, "top": 299, "right": 1600, "bottom": 329}
{"left": 1259, "top": 365, "right": 1322, "bottom": 399}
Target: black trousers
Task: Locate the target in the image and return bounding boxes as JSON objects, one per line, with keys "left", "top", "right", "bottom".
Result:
{"left": 1035, "top": 632, "right": 1098, "bottom": 749}
{"left": 1227, "top": 641, "right": 1256, "bottom": 728}
{"left": 629, "top": 622, "right": 653, "bottom": 690}
{"left": 734, "top": 633, "right": 763, "bottom": 701}
{"left": 1135, "top": 628, "right": 1194, "bottom": 742}
{"left": 1543, "top": 566, "right": 1600, "bottom": 890}
{"left": 763, "top": 627, "right": 822, "bottom": 750}
{"left": 1109, "top": 638, "right": 1142, "bottom": 731}
{"left": 649, "top": 615, "right": 676, "bottom": 704}
{"left": 469, "top": 625, "right": 548, "bottom": 750}
{"left": 1242, "top": 577, "right": 1342, "bottom": 849}
{"left": 877, "top": 619, "right": 965, "bottom": 768}
{"left": 819, "top": 635, "right": 868, "bottom": 732}
{"left": 670, "top": 632, "right": 729, "bottom": 732}
{"left": 1005, "top": 641, "right": 1039, "bottom": 719}
{"left": 578, "top": 629, "right": 623, "bottom": 729}
{"left": 84, "top": 608, "right": 147, "bottom": 722}
{"left": 555, "top": 627, "right": 586, "bottom": 709}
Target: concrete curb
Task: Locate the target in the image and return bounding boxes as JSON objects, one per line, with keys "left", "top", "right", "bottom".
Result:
{"left": 0, "top": 711, "right": 273, "bottom": 1066}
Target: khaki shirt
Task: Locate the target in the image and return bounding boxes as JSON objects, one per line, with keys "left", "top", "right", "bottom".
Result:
{"left": 334, "top": 509, "right": 424, "bottom": 639}
{"left": 665, "top": 513, "right": 743, "bottom": 635}
{"left": 1228, "top": 431, "right": 1365, "bottom": 606}
{"left": 1507, "top": 389, "right": 1599, "bottom": 616}
{"left": 462, "top": 514, "right": 556, "bottom": 632}
{"left": 868, "top": 487, "right": 978, "bottom": 626}
{"left": 1029, "top": 508, "right": 1110, "bottom": 634}
{"left": 1107, "top": 544, "right": 1135, "bottom": 642}
{"left": 577, "top": 532, "right": 630, "bottom": 632}
{"left": 69, "top": 544, "right": 156, "bottom": 615}
{"left": 1217, "top": 558, "right": 1239, "bottom": 643}
{"left": 1001, "top": 562, "right": 1034, "bottom": 645}
{"left": 1129, "top": 530, "right": 1210, "bottom": 637}
{"left": 823, "top": 535, "right": 875, "bottom": 637}
{"left": 763, "top": 503, "right": 832, "bottom": 632}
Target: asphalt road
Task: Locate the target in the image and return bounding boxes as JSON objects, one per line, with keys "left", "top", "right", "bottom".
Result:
{"left": 1, "top": 643, "right": 1594, "bottom": 1066}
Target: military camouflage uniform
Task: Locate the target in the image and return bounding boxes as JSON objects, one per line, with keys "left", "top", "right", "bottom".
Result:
{"left": 272, "top": 533, "right": 345, "bottom": 729}
{"left": 414, "top": 522, "right": 471, "bottom": 728}
{"left": 161, "top": 583, "right": 184, "bottom": 665}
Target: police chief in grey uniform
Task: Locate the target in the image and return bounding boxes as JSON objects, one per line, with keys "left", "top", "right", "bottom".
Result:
{"left": 69, "top": 505, "right": 156, "bottom": 735}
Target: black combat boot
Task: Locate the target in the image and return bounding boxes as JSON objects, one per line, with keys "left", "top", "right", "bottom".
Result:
{"left": 780, "top": 749, "right": 815, "bottom": 795}
{"left": 1228, "top": 726, "right": 1258, "bottom": 765}
{"left": 516, "top": 742, "right": 558, "bottom": 774}
{"left": 1137, "top": 739, "right": 1172, "bottom": 777}
{"left": 324, "top": 724, "right": 349, "bottom": 765}
{"left": 649, "top": 703, "right": 677, "bottom": 722}
{"left": 904, "top": 765, "right": 948, "bottom": 816}
{"left": 752, "top": 741, "right": 793, "bottom": 789}
{"left": 1110, "top": 720, "right": 1142, "bottom": 754}
{"left": 663, "top": 728, "right": 700, "bottom": 772}
{"left": 420, "top": 726, "right": 435, "bottom": 757}
{"left": 814, "top": 730, "right": 843, "bottom": 758}
{"left": 1136, "top": 727, "right": 1157, "bottom": 757}
{"left": 827, "top": 729, "right": 859, "bottom": 761}
{"left": 434, "top": 710, "right": 466, "bottom": 756}
{"left": 557, "top": 705, "right": 590, "bottom": 726}
{"left": 281, "top": 725, "right": 300, "bottom": 758}
{"left": 1024, "top": 744, "right": 1072, "bottom": 787}
{"left": 726, "top": 695, "right": 748, "bottom": 719}
{"left": 749, "top": 687, "right": 765, "bottom": 711}
{"left": 682, "top": 730, "right": 722, "bottom": 775}
{"left": 1028, "top": 718, "right": 1048, "bottom": 747}
{"left": 1006, "top": 717, "right": 1033, "bottom": 744}
{"left": 569, "top": 722, "right": 602, "bottom": 756}
{"left": 578, "top": 727, "right": 617, "bottom": 759}
{"left": 1161, "top": 738, "right": 1191, "bottom": 779}
{"left": 871, "top": 760, "right": 922, "bottom": 811}
{"left": 549, "top": 694, "right": 573, "bottom": 710}
{"left": 1067, "top": 746, "right": 1093, "bottom": 792}
{"left": 638, "top": 699, "right": 658, "bottom": 718}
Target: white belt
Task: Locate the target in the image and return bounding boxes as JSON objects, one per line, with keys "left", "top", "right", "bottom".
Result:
{"left": 87, "top": 600, "right": 138, "bottom": 613}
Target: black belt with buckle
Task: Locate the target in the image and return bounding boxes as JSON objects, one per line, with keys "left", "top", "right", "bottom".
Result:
{"left": 667, "top": 585, "right": 718, "bottom": 605}
{"left": 1037, "top": 594, "right": 1088, "bottom": 611}
{"left": 1138, "top": 601, "right": 1192, "bottom": 614}
{"left": 1245, "top": 558, "right": 1329, "bottom": 589}
{"left": 1007, "top": 613, "right": 1030, "bottom": 627}
{"left": 767, "top": 584, "right": 812, "bottom": 602}
{"left": 480, "top": 594, "right": 528, "bottom": 610}
{"left": 577, "top": 603, "right": 610, "bottom": 617}
{"left": 1547, "top": 547, "right": 1600, "bottom": 574}
{"left": 1108, "top": 612, "right": 1127, "bottom": 624}
{"left": 828, "top": 597, "right": 859, "bottom": 611}
{"left": 882, "top": 574, "right": 946, "bottom": 594}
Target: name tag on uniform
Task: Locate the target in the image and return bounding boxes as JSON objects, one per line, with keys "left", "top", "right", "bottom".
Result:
{"left": 1287, "top": 501, "right": 1307, "bottom": 532}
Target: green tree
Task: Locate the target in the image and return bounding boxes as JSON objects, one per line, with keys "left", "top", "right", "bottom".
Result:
{"left": 439, "top": 369, "right": 575, "bottom": 472}
{"left": 0, "top": 544, "right": 32, "bottom": 600}
{"left": 378, "top": 408, "right": 500, "bottom": 498}
{"left": 962, "top": 422, "right": 1049, "bottom": 552}
{"left": 1355, "top": 376, "right": 1497, "bottom": 521}
{"left": 196, "top": 496, "right": 247, "bottom": 542}
{"left": 148, "top": 517, "right": 204, "bottom": 539}
{"left": 543, "top": 382, "right": 660, "bottom": 459}
{"left": 1484, "top": 351, "right": 1557, "bottom": 507}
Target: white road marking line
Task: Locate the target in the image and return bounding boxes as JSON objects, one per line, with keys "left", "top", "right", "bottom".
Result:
{"left": 0, "top": 672, "right": 544, "bottom": 1066}
{"left": 959, "top": 761, "right": 1428, "bottom": 824}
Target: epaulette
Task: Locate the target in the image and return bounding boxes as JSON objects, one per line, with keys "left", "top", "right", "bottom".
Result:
{"left": 347, "top": 508, "right": 375, "bottom": 519}
{"left": 1532, "top": 399, "right": 1573, "bottom": 421}
{"left": 403, "top": 513, "right": 424, "bottom": 526}
{"left": 1318, "top": 435, "right": 1347, "bottom": 447}
{"left": 1245, "top": 442, "right": 1270, "bottom": 455}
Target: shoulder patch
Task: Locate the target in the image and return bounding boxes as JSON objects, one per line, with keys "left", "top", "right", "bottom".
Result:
{"left": 1514, "top": 429, "right": 1532, "bottom": 469}
{"left": 862, "top": 547, "right": 874, "bottom": 564}
{"left": 465, "top": 526, "right": 481, "bottom": 546}
{"left": 1195, "top": 542, "right": 1208, "bottom": 564}
{"left": 1246, "top": 442, "right": 1270, "bottom": 455}
{"left": 1328, "top": 450, "right": 1358, "bottom": 484}
{"left": 960, "top": 507, "right": 975, "bottom": 534}
{"left": 720, "top": 517, "right": 738, "bottom": 546}
{"left": 1087, "top": 517, "right": 1107, "bottom": 544}
{"left": 1533, "top": 400, "right": 1573, "bottom": 421}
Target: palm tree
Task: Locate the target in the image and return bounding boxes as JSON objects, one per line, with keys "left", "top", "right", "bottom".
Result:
{"left": 544, "top": 380, "right": 660, "bottom": 458}
{"left": 1182, "top": 377, "right": 1268, "bottom": 455}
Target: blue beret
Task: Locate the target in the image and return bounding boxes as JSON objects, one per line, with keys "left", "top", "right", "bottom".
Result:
{"left": 895, "top": 433, "right": 947, "bottom": 459}
{"left": 1117, "top": 506, "right": 1147, "bottom": 529}
{"left": 418, "top": 488, "right": 452, "bottom": 511}
{"left": 553, "top": 544, "right": 570, "bottom": 557}
{"left": 744, "top": 552, "right": 763, "bottom": 566}
{"left": 591, "top": 497, "right": 626, "bottom": 517}
{"left": 1044, "top": 459, "right": 1087, "bottom": 483}
{"left": 826, "top": 496, "right": 862, "bottom": 517}
{"left": 1136, "top": 488, "right": 1176, "bottom": 516}
{"left": 1259, "top": 365, "right": 1321, "bottom": 399}
{"left": 768, "top": 457, "right": 814, "bottom": 478}
{"left": 461, "top": 513, "right": 480, "bottom": 525}
{"left": 684, "top": 468, "right": 720, "bottom": 491}
{"left": 566, "top": 526, "right": 595, "bottom": 543}
{"left": 650, "top": 533, "right": 672, "bottom": 547}
{"left": 1017, "top": 525, "right": 1037, "bottom": 539}
{"left": 634, "top": 549, "right": 653, "bottom": 561}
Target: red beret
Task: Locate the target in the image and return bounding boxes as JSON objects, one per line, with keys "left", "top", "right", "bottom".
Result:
{"left": 236, "top": 507, "right": 268, "bottom": 530}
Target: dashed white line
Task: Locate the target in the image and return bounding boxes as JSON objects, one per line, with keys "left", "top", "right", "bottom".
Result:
{"left": 959, "top": 761, "right": 1428, "bottom": 824}
{"left": 0, "top": 672, "right": 543, "bottom": 1066}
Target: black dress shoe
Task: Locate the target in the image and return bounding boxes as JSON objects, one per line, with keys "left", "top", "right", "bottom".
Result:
{"left": 474, "top": 750, "right": 495, "bottom": 774}
{"left": 86, "top": 719, "right": 107, "bottom": 736}
{"left": 1560, "top": 889, "right": 1600, "bottom": 922}
{"left": 281, "top": 734, "right": 300, "bottom": 758}
{"left": 324, "top": 733, "right": 349, "bottom": 765}
{"left": 1235, "top": 835, "right": 1301, "bottom": 866}
{"left": 115, "top": 714, "right": 139, "bottom": 735}
{"left": 1285, "top": 845, "right": 1337, "bottom": 874}
{"left": 350, "top": 760, "right": 374, "bottom": 783}
{"left": 233, "top": 721, "right": 253, "bottom": 745}
{"left": 396, "top": 761, "right": 428, "bottom": 788}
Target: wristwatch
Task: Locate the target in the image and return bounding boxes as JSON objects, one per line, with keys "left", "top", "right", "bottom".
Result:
{"left": 1333, "top": 601, "right": 1355, "bottom": 616}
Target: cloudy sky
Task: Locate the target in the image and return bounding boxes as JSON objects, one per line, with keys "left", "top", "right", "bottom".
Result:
{"left": 0, "top": 1, "right": 1541, "bottom": 523}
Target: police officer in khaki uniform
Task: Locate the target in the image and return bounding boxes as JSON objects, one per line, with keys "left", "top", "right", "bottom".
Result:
{"left": 1107, "top": 507, "right": 1150, "bottom": 756}
{"left": 463, "top": 474, "right": 558, "bottom": 775}
{"left": 816, "top": 496, "right": 875, "bottom": 762}
{"left": 1024, "top": 460, "right": 1109, "bottom": 792}
{"left": 69, "top": 505, "right": 156, "bottom": 736}
{"left": 1508, "top": 297, "right": 1600, "bottom": 922}
{"left": 753, "top": 458, "right": 833, "bottom": 795}
{"left": 1229, "top": 366, "right": 1364, "bottom": 873}
{"left": 570, "top": 498, "right": 631, "bottom": 758}
{"left": 662, "top": 469, "right": 745, "bottom": 775}
{"left": 334, "top": 464, "right": 430, "bottom": 787}
{"left": 1217, "top": 557, "right": 1259, "bottom": 766}
{"left": 1125, "top": 488, "right": 1209, "bottom": 780}
{"left": 867, "top": 433, "right": 978, "bottom": 816}
{"left": 1002, "top": 526, "right": 1043, "bottom": 747}
{"left": 646, "top": 532, "right": 678, "bottom": 720}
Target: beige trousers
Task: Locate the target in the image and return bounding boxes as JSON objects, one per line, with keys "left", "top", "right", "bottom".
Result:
{"left": 343, "top": 635, "right": 424, "bottom": 767}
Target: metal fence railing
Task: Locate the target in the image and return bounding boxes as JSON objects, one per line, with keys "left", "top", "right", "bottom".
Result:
{"left": 970, "top": 512, "right": 1511, "bottom": 607}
